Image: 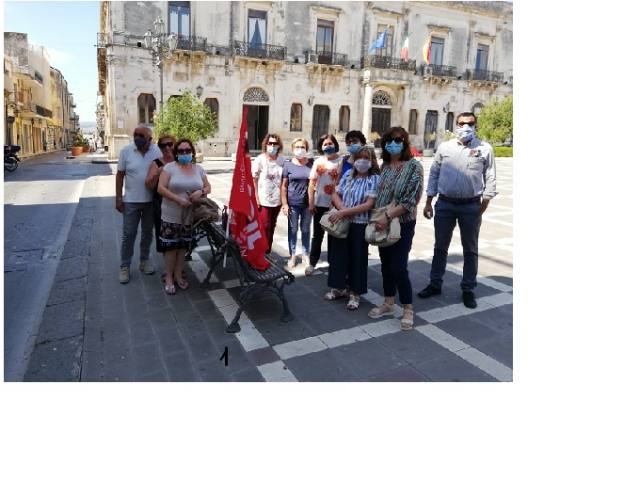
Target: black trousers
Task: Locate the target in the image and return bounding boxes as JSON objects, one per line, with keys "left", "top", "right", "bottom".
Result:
{"left": 327, "top": 223, "right": 369, "bottom": 295}
{"left": 310, "top": 206, "right": 332, "bottom": 266}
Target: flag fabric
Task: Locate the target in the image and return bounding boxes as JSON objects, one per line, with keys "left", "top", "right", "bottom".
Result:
{"left": 400, "top": 36, "right": 409, "bottom": 61}
{"left": 422, "top": 35, "right": 432, "bottom": 64}
{"left": 368, "top": 28, "right": 387, "bottom": 54}
{"left": 229, "top": 106, "right": 270, "bottom": 271}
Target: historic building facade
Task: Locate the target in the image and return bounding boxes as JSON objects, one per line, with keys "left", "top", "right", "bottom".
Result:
{"left": 97, "top": 1, "right": 512, "bottom": 158}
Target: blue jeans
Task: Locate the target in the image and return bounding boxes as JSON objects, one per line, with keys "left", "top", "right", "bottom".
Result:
{"left": 379, "top": 221, "right": 416, "bottom": 305}
{"left": 287, "top": 204, "right": 311, "bottom": 256}
{"left": 120, "top": 202, "right": 154, "bottom": 268}
{"left": 429, "top": 198, "right": 482, "bottom": 292}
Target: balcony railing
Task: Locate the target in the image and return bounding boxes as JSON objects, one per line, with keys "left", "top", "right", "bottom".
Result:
{"left": 305, "top": 50, "right": 349, "bottom": 67}
{"left": 465, "top": 69, "right": 504, "bottom": 83}
{"left": 21, "top": 101, "right": 37, "bottom": 113}
{"left": 361, "top": 55, "right": 416, "bottom": 71}
{"left": 233, "top": 41, "right": 287, "bottom": 61}
{"left": 423, "top": 64, "right": 458, "bottom": 78}
{"left": 105, "top": 32, "right": 207, "bottom": 53}
{"left": 175, "top": 35, "right": 207, "bottom": 52}
{"left": 36, "top": 105, "right": 53, "bottom": 118}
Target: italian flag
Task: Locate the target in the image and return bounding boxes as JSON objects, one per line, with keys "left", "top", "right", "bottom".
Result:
{"left": 400, "top": 36, "right": 409, "bottom": 61}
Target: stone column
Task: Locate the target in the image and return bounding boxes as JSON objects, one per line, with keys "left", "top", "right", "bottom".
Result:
{"left": 361, "top": 70, "right": 373, "bottom": 141}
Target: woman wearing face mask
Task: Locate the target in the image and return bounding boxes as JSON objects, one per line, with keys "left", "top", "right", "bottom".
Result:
{"left": 340, "top": 130, "right": 367, "bottom": 180}
{"left": 252, "top": 133, "right": 286, "bottom": 258}
{"left": 307, "top": 133, "right": 342, "bottom": 276}
{"left": 324, "top": 146, "right": 380, "bottom": 310}
{"left": 367, "top": 127, "right": 424, "bottom": 331}
{"left": 157, "top": 138, "right": 212, "bottom": 294}
{"left": 281, "top": 138, "right": 314, "bottom": 269}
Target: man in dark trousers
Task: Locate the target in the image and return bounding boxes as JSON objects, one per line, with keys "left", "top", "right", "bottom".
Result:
{"left": 419, "top": 112, "right": 498, "bottom": 309}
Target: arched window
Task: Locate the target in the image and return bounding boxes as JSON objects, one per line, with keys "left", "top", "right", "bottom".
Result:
{"left": 138, "top": 93, "right": 156, "bottom": 124}
{"left": 204, "top": 98, "right": 218, "bottom": 118}
{"left": 339, "top": 106, "right": 350, "bottom": 132}
{"left": 372, "top": 91, "right": 392, "bottom": 106}
{"left": 243, "top": 87, "right": 269, "bottom": 102}
{"left": 471, "top": 102, "right": 484, "bottom": 116}
{"left": 408, "top": 109, "right": 418, "bottom": 134}
{"left": 290, "top": 103, "right": 302, "bottom": 131}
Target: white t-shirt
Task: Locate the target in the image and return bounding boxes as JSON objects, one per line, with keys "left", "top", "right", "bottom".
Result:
{"left": 160, "top": 162, "right": 206, "bottom": 224}
{"left": 252, "top": 153, "right": 286, "bottom": 207}
{"left": 309, "top": 155, "right": 342, "bottom": 207}
{"left": 117, "top": 142, "right": 162, "bottom": 203}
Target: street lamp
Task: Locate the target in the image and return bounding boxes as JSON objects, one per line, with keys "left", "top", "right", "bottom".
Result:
{"left": 196, "top": 84, "right": 203, "bottom": 98}
{"left": 144, "top": 16, "right": 178, "bottom": 108}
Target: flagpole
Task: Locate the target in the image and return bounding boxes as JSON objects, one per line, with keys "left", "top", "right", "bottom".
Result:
{"left": 223, "top": 209, "right": 231, "bottom": 267}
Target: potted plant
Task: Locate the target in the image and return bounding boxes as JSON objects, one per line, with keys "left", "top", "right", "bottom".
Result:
{"left": 70, "top": 136, "right": 85, "bottom": 156}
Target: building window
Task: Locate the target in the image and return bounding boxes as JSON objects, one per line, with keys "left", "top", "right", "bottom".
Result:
{"left": 290, "top": 103, "right": 302, "bottom": 131}
{"left": 476, "top": 43, "right": 489, "bottom": 71}
{"left": 316, "top": 19, "right": 334, "bottom": 55}
{"left": 248, "top": 9, "right": 267, "bottom": 46}
{"left": 169, "top": 1, "right": 190, "bottom": 37}
{"left": 169, "top": 94, "right": 182, "bottom": 103}
{"left": 431, "top": 37, "right": 444, "bottom": 65}
{"left": 471, "top": 102, "right": 484, "bottom": 116}
{"left": 339, "top": 106, "right": 350, "bottom": 132}
{"left": 375, "top": 24, "right": 394, "bottom": 58}
{"left": 408, "top": 109, "right": 418, "bottom": 135}
{"left": 138, "top": 93, "right": 156, "bottom": 124}
{"left": 445, "top": 112, "right": 454, "bottom": 133}
{"left": 204, "top": 98, "right": 218, "bottom": 118}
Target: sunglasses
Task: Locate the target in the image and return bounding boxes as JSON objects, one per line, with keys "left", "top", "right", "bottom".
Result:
{"left": 267, "top": 142, "right": 279, "bottom": 146}
{"left": 158, "top": 142, "right": 174, "bottom": 149}
{"left": 457, "top": 121, "right": 475, "bottom": 127}
{"left": 177, "top": 148, "right": 192, "bottom": 154}
{"left": 133, "top": 133, "right": 147, "bottom": 139}
{"left": 388, "top": 137, "right": 404, "bottom": 144}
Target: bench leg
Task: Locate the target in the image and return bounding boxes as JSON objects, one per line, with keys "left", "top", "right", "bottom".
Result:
{"left": 226, "top": 304, "right": 245, "bottom": 333}
{"left": 200, "top": 251, "right": 223, "bottom": 288}
{"left": 276, "top": 283, "right": 294, "bottom": 323}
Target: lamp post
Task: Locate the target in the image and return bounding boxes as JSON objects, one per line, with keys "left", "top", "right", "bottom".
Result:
{"left": 143, "top": 16, "right": 178, "bottom": 109}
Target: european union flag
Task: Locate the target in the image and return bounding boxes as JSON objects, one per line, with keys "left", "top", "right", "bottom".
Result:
{"left": 368, "top": 28, "right": 387, "bottom": 54}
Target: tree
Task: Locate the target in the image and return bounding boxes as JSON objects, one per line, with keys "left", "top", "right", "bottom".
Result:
{"left": 154, "top": 90, "right": 217, "bottom": 145}
{"left": 477, "top": 95, "right": 513, "bottom": 144}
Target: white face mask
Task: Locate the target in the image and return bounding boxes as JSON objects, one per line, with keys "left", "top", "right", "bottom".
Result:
{"left": 294, "top": 148, "right": 307, "bottom": 158}
{"left": 354, "top": 160, "right": 371, "bottom": 173}
{"left": 455, "top": 124, "right": 475, "bottom": 142}
{"left": 267, "top": 145, "right": 278, "bottom": 155}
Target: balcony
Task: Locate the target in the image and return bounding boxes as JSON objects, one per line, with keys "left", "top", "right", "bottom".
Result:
{"left": 175, "top": 35, "right": 207, "bottom": 52}
{"left": 304, "top": 50, "right": 349, "bottom": 67}
{"left": 423, "top": 64, "right": 457, "bottom": 78}
{"left": 36, "top": 105, "right": 52, "bottom": 118}
{"left": 33, "top": 69, "right": 44, "bottom": 83}
{"left": 465, "top": 68, "right": 504, "bottom": 84}
{"left": 232, "top": 41, "right": 286, "bottom": 61}
{"left": 20, "top": 101, "right": 37, "bottom": 115}
{"left": 105, "top": 32, "right": 208, "bottom": 53}
{"left": 360, "top": 55, "right": 416, "bottom": 72}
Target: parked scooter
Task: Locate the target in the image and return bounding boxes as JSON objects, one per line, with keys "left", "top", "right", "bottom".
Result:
{"left": 4, "top": 144, "right": 21, "bottom": 172}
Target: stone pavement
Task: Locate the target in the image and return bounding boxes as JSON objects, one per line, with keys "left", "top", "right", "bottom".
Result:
{"left": 23, "top": 158, "right": 513, "bottom": 382}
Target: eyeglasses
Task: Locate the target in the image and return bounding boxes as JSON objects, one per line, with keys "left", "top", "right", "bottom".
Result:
{"left": 158, "top": 142, "right": 174, "bottom": 149}
{"left": 346, "top": 139, "right": 360, "bottom": 146}
{"left": 177, "top": 148, "right": 192, "bottom": 154}
{"left": 133, "top": 133, "right": 147, "bottom": 139}
{"left": 389, "top": 137, "right": 404, "bottom": 144}
{"left": 457, "top": 121, "right": 475, "bottom": 127}
{"left": 267, "top": 142, "right": 279, "bottom": 146}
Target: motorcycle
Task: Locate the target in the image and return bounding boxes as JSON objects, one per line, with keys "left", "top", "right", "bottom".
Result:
{"left": 4, "top": 144, "right": 21, "bottom": 172}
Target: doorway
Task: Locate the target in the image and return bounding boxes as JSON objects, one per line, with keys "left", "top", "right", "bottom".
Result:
{"left": 246, "top": 105, "right": 269, "bottom": 151}
{"left": 371, "top": 107, "right": 391, "bottom": 147}
{"left": 311, "top": 105, "right": 330, "bottom": 151}
{"left": 424, "top": 110, "right": 438, "bottom": 149}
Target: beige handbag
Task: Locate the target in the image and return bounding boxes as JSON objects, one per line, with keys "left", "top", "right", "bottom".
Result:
{"left": 365, "top": 200, "right": 401, "bottom": 247}
{"left": 319, "top": 170, "right": 354, "bottom": 239}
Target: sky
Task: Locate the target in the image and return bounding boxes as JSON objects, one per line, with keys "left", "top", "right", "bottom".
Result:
{"left": 3, "top": 0, "right": 100, "bottom": 125}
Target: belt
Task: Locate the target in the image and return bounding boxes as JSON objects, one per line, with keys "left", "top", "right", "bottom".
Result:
{"left": 439, "top": 195, "right": 481, "bottom": 204}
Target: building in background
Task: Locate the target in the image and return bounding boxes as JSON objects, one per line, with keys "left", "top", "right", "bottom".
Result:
{"left": 97, "top": 1, "right": 513, "bottom": 159}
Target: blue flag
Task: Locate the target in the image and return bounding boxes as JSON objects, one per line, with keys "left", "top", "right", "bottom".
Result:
{"left": 368, "top": 28, "right": 387, "bottom": 54}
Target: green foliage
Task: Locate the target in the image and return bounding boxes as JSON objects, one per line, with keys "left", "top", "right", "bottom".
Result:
{"left": 72, "top": 135, "right": 86, "bottom": 147}
{"left": 154, "top": 90, "right": 218, "bottom": 144}
{"left": 477, "top": 96, "right": 513, "bottom": 145}
{"left": 494, "top": 146, "right": 513, "bottom": 157}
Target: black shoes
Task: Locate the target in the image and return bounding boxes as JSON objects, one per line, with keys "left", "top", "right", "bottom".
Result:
{"left": 417, "top": 284, "right": 442, "bottom": 299}
{"left": 462, "top": 291, "right": 477, "bottom": 309}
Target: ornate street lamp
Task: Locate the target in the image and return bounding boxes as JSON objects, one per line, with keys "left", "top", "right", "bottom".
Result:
{"left": 144, "top": 16, "right": 178, "bottom": 108}
{"left": 196, "top": 84, "right": 203, "bottom": 98}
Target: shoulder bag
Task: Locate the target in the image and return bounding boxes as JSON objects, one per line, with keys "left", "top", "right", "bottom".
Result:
{"left": 320, "top": 170, "right": 354, "bottom": 239}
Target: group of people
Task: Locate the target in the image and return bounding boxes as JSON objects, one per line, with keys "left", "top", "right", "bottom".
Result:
{"left": 116, "top": 112, "right": 497, "bottom": 331}
{"left": 116, "top": 125, "right": 210, "bottom": 295}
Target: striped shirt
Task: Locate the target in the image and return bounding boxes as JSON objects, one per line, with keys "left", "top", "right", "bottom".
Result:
{"left": 427, "top": 138, "right": 498, "bottom": 199}
{"left": 375, "top": 158, "right": 424, "bottom": 223}
{"left": 335, "top": 170, "right": 379, "bottom": 224}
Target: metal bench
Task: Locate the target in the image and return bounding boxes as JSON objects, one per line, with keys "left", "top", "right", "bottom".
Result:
{"left": 195, "top": 221, "right": 295, "bottom": 333}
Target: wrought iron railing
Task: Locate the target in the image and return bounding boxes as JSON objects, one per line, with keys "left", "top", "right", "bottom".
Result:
{"left": 105, "top": 32, "right": 207, "bottom": 53}
{"left": 36, "top": 105, "right": 53, "bottom": 118}
{"left": 361, "top": 55, "right": 416, "bottom": 71}
{"left": 423, "top": 64, "right": 457, "bottom": 78}
{"left": 465, "top": 69, "right": 504, "bottom": 83}
{"left": 233, "top": 41, "right": 287, "bottom": 60}
{"left": 207, "top": 44, "right": 234, "bottom": 56}
{"left": 304, "top": 50, "right": 349, "bottom": 67}
{"left": 175, "top": 35, "right": 207, "bottom": 52}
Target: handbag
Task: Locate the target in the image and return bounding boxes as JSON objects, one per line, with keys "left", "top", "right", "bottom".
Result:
{"left": 365, "top": 200, "right": 401, "bottom": 247}
{"left": 319, "top": 170, "right": 354, "bottom": 239}
{"left": 182, "top": 193, "right": 220, "bottom": 234}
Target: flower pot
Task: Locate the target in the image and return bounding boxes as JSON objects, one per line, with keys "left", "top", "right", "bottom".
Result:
{"left": 83, "top": 145, "right": 89, "bottom": 152}
{"left": 70, "top": 146, "right": 83, "bottom": 156}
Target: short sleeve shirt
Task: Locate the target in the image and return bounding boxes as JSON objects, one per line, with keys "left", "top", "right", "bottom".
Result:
{"left": 309, "top": 155, "right": 342, "bottom": 207}
{"left": 335, "top": 170, "right": 379, "bottom": 224}
{"left": 160, "top": 162, "right": 206, "bottom": 224}
{"left": 252, "top": 153, "right": 286, "bottom": 207}
{"left": 282, "top": 160, "right": 313, "bottom": 206}
{"left": 117, "top": 142, "right": 162, "bottom": 203}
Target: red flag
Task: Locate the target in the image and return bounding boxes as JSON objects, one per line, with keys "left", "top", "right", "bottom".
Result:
{"left": 229, "top": 106, "right": 270, "bottom": 270}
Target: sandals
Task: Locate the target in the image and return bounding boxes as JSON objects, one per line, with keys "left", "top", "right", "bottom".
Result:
{"left": 400, "top": 308, "right": 414, "bottom": 330}
{"left": 346, "top": 294, "right": 360, "bottom": 310}
{"left": 164, "top": 284, "right": 176, "bottom": 295}
{"left": 302, "top": 256, "right": 313, "bottom": 275}
{"left": 368, "top": 302, "right": 395, "bottom": 319}
{"left": 176, "top": 279, "right": 189, "bottom": 290}
{"left": 324, "top": 288, "right": 347, "bottom": 301}
{"left": 287, "top": 257, "right": 297, "bottom": 269}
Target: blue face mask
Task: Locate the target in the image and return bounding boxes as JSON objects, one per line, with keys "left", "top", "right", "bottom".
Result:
{"left": 347, "top": 144, "right": 361, "bottom": 155}
{"left": 134, "top": 137, "right": 148, "bottom": 150}
{"left": 177, "top": 154, "right": 192, "bottom": 164}
{"left": 323, "top": 146, "right": 336, "bottom": 156}
{"left": 385, "top": 143, "right": 403, "bottom": 156}
{"left": 267, "top": 145, "right": 278, "bottom": 155}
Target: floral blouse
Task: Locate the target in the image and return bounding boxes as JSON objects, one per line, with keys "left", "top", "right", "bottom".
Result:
{"left": 252, "top": 153, "right": 286, "bottom": 207}
{"left": 309, "top": 155, "right": 342, "bottom": 208}
{"left": 375, "top": 158, "right": 424, "bottom": 223}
